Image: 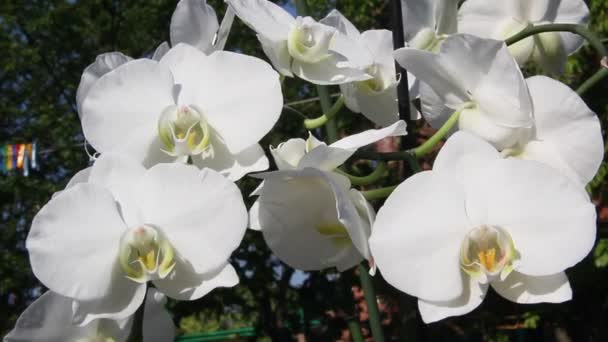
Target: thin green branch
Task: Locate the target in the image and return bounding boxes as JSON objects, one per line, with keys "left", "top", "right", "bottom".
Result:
{"left": 505, "top": 23, "right": 607, "bottom": 58}
{"left": 411, "top": 109, "right": 462, "bottom": 158}
{"left": 335, "top": 162, "right": 387, "bottom": 186}
{"left": 283, "top": 105, "right": 308, "bottom": 119}
{"left": 304, "top": 94, "right": 345, "bottom": 131}
{"left": 285, "top": 93, "right": 341, "bottom": 107}
{"left": 577, "top": 67, "right": 608, "bottom": 95}
{"left": 362, "top": 185, "right": 398, "bottom": 201}
{"left": 358, "top": 264, "right": 385, "bottom": 342}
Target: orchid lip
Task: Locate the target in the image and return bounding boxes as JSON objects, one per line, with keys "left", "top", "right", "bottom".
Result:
{"left": 158, "top": 104, "right": 211, "bottom": 157}
{"left": 74, "top": 334, "right": 117, "bottom": 342}
{"left": 355, "top": 64, "right": 389, "bottom": 94}
{"left": 287, "top": 17, "right": 334, "bottom": 64}
{"left": 119, "top": 224, "right": 176, "bottom": 283}
{"left": 460, "top": 225, "right": 520, "bottom": 284}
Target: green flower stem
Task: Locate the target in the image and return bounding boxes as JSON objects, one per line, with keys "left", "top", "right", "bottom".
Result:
{"left": 347, "top": 319, "right": 365, "bottom": 342}
{"left": 335, "top": 162, "right": 387, "bottom": 186}
{"left": 357, "top": 264, "right": 385, "bottom": 342}
{"left": 505, "top": 23, "right": 607, "bottom": 58}
{"left": 361, "top": 185, "right": 398, "bottom": 201}
{"left": 577, "top": 67, "right": 608, "bottom": 95}
{"left": 303, "top": 94, "right": 345, "bottom": 131}
{"left": 404, "top": 152, "right": 423, "bottom": 173}
{"left": 411, "top": 109, "right": 462, "bottom": 158}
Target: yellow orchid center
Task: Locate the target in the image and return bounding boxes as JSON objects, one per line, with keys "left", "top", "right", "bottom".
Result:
{"left": 315, "top": 223, "right": 352, "bottom": 249}
{"left": 355, "top": 64, "right": 388, "bottom": 95}
{"left": 119, "top": 225, "right": 176, "bottom": 283}
{"left": 158, "top": 104, "right": 211, "bottom": 157}
{"left": 460, "top": 225, "right": 519, "bottom": 284}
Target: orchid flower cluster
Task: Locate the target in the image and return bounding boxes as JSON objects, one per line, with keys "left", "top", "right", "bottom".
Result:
{"left": 6, "top": 0, "right": 605, "bottom": 340}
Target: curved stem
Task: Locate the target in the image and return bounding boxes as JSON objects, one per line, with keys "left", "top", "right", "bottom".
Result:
{"left": 335, "top": 162, "right": 387, "bottom": 186}
{"left": 304, "top": 94, "right": 345, "bottom": 131}
{"left": 358, "top": 264, "right": 385, "bottom": 342}
{"left": 285, "top": 93, "right": 341, "bottom": 107}
{"left": 411, "top": 109, "right": 461, "bottom": 158}
{"left": 577, "top": 67, "right": 608, "bottom": 95}
{"left": 404, "top": 152, "right": 422, "bottom": 173}
{"left": 505, "top": 23, "right": 607, "bottom": 58}
{"left": 362, "top": 185, "right": 398, "bottom": 201}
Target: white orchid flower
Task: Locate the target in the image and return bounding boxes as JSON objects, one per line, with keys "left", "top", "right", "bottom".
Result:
{"left": 77, "top": 0, "right": 230, "bottom": 114}
{"left": 269, "top": 120, "right": 407, "bottom": 172}
{"left": 394, "top": 34, "right": 534, "bottom": 150}
{"left": 507, "top": 76, "right": 604, "bottom": 185}
{"left": 79, "top": 43, "right": 282, "bottom": 180}
{"left": 247, "top": 121, "right": 406, "bottom": 272}
{"left": 4, "top": 289, "right": 174, "bottom": 342}
{"left": 320, "top": 10, "right": 401, "bottom": 127}
{"left": 459, "top": 0, "right": 589, "bottom": 74}
{"left": 250, "top": 168, "right": 375, "bottom": 272}
{"left": 401, "top": 0, "right": 459, "bottom": 52}
{"left": 26, "top": 154, "right": 246, "bottom": 324}
{"left": 370, "top": 132, "right": 596, "bottom": 323}
{"left": 226, "top": 0, "right": 371, "bottom": 85}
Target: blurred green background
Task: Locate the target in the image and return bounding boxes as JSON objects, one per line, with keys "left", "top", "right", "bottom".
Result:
{"left": 1, "top": 0, "right": 607, "bottom": 340}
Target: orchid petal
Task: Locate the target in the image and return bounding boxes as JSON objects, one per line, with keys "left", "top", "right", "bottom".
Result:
{"left": 226, "top": 0, "right": 294, "bottom": 42}
{"left": 143, "top": 289, "right": 176, "bottom": 342}
{"left": 521, "top": 76, "right": 603, "bottom": 185}
{"left": 72, "top": 281, "right": 146, "bottom": 326}
{"left": 153, "top": 262, "right": 238, "bottom": 301}
{"left": 134, "top": 164, "right": 247, "bottom": 274}
{"left": 299, "top": 121, "right": 406, "bottom": 171}
{"left": 492, "top": 271, "right": 572, "bottom": 304}
{"left": 418, "top": 278, "right": 488, "bottom": 323}
{"left": 76, "top": 52, "right": 132, "bottom": 115}
{"left": 5, "top": 292, "right": 103, "bottom": 342}
{"left": 291, "top": 54, "right": 370, "bottom": 85}
{"left": 466, "top": 158, "right": 596, "bottom": 277}
{"left": 193, "top": 136, "right": 269, "bottom": 181}
{"left": 152, "top": 42, "right": 170, "bottom": 61}
{"left": 257, "top": 35, "right": 293, "bottom": 76}
{"left": 27, "top": 183, "right": 126, "bottom": 301}
{"left": 370, "top": 171, "right": 470, "bottom": 302}
{"left": 88, "top": 153, "right": 146, "bottom": 227}
{"left": 170, "top": 0, "right": 219, "bottom": 54}
{"left": 161, "top": 45, "right": 283, "bottom": 154}
{"left": 270, "top": 138, "right": 307, "bottom": 170}
{"left": 254, "top": 169, "right": 363, "bottom": 271}
{"left": 81, "top": 59, "right": 175, "bottom": 157}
